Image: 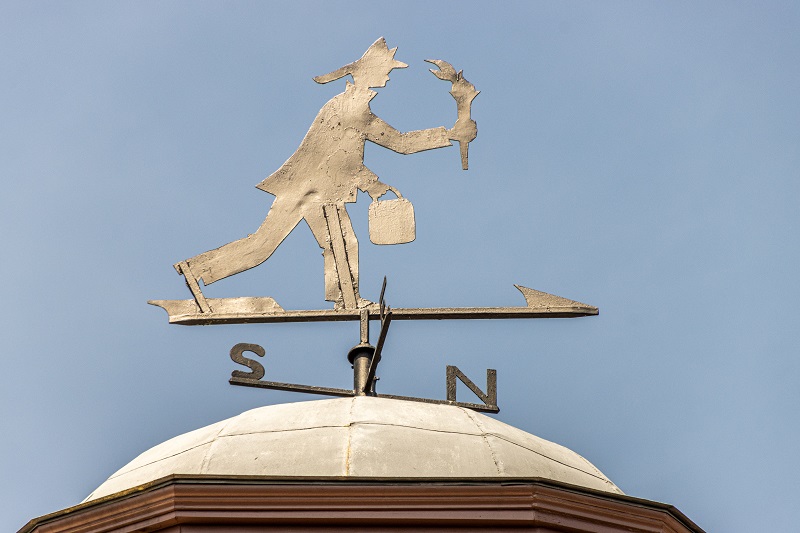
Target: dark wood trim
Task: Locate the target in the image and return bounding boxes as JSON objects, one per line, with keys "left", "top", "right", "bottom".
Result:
{"left": 19, "top": 476, "right": 704, "bottom": 533}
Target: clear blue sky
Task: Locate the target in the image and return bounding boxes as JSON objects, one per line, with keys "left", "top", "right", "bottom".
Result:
{"left": 2, "top": 2, "right": 799, "bottom": 531}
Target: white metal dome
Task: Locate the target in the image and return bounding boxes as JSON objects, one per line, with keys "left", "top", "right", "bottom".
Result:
{"left": 85, "top": 397, "right": 621, "bottom": 501}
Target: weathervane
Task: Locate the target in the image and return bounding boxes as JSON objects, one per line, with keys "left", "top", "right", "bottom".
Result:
{"left": 151, "top": 38, "right": 598, "bottom": 413}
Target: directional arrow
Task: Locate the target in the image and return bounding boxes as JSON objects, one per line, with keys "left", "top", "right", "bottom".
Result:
{"left": 148, "top": 285, "right": 598, "bottom": 326}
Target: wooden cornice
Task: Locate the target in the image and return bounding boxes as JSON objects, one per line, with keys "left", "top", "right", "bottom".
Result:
{"left": 19, "top": 476, "right": 704, "bottom": 533}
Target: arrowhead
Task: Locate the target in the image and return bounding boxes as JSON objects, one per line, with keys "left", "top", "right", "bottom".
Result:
{"left": 514, "top": 285, "right": 598, "bottom": 314}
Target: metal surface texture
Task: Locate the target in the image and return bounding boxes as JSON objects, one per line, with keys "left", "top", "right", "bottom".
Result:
{"left": 167, "top": 37, "right": 476, "bottom": 312}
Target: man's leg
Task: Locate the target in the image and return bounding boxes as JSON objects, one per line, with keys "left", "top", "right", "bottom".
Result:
{"left": 336, "top": 207, "right": 377, "bottom": 308}
{"left": 182, "top": 197, "right": 304, "bottom": 286}
{"left": 304, "top": 203, "right": 365, "bottom": 308}
{"left": 336, "top": 205, "right": 360, "bottom": 297}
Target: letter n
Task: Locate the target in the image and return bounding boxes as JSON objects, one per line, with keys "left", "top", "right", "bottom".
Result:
{"left": 446, "top": 365, "right": 497, "bottom": 407}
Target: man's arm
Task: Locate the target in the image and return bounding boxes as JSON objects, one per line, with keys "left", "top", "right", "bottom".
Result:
{"left": 365, "top": 114, "right": 452, "bottom": 154}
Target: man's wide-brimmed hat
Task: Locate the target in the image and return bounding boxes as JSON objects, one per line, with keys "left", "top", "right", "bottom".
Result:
{"left": 314, "top": 37, "right": 408, "bottom": 84}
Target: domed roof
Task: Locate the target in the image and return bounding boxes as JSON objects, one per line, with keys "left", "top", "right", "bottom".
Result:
{"left": 85, "top": 397, "right": 621, "bottom": 501}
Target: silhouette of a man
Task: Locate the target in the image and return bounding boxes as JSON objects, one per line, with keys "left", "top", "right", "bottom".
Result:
{"left": 177, "top": 38, "right": 476, "bottom": 309}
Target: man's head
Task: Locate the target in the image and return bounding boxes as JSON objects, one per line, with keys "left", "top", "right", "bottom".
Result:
{"left": 314, "top": 37, "right": 407, "bottom": 88}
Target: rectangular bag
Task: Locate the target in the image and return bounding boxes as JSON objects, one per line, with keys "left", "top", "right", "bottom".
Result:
{"left": 368, "top": 197, "right": 416, "bottom": 245}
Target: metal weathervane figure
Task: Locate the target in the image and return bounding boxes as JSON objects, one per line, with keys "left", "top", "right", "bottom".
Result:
{"left": 174, "top": 37, "right": 477, "bottom": 312}
{"left": 152, "top": 38, "right": 599, "bottom": 413}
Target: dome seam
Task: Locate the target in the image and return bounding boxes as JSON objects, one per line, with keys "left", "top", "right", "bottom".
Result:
{"left": 104, "top": 440, "right": 214, "bottom": 481}
{"left": 214, "top": 423, "right": 351, "bottom": 437}
{"left": 342, "top": 420, "right": 484, "bottom": 437}
{"left": 459, "top": 407, "right": 503, "bottom": 476}
{"left": 213, "top": 421, "right": 483, "bottom": 438}
{"left": 344, "top": 397, "right": 356, "bottom": 476}
{"left": 572, "top": 451, "right": 613, "bottom": 480}
{"left": 487, "top": 432, "right": 618, "bottom": 487}
{"left": 199, "top": 416, "right": 236, "bottom": 475}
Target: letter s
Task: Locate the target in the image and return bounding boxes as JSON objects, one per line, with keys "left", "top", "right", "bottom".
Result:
{"left": 230, "top": 343, "right": 266, "bottom": 380}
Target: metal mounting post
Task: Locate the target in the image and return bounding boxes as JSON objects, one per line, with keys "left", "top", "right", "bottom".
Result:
{"left": 348, "top": 309, "right": 375, "bottom": 395}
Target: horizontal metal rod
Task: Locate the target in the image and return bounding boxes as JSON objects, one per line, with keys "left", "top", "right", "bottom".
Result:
{"left": 374, "top": 393, "right": 499, "bottom": 414}
{"left": 230, "top": 377, "right": 499, "bottom": 413}
{"left": 151, "top": 302, "right": 597, "bottom": 326}
{"left": 229, "top": 377, "right": 354, "bottom": 397}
